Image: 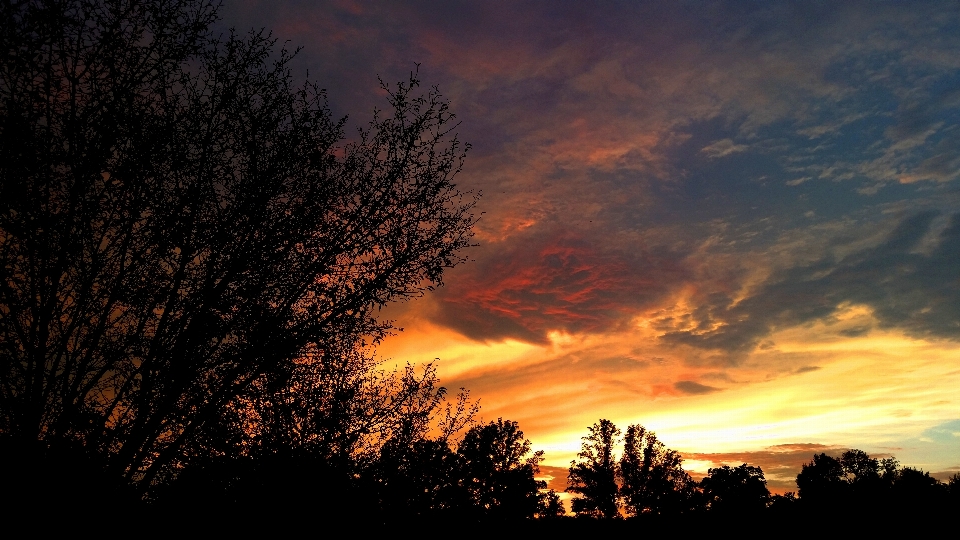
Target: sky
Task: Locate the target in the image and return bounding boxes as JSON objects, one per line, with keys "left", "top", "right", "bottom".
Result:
{"left": 223, "top": 0, "right": 960, "bottom": 493}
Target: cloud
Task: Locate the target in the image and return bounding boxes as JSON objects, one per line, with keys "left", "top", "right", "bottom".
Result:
{"left": 920, "top": 419, "right": 960, "bottom": 443}
{"left": 431, "top": 228, "right": 692, "bottom": 343}
{"left": 536, "top": 465, "right": 570, "bottom": 492}
{"left": 661, "top": 211, "right": 960, "bottom": 353}
{"left": 701, "top": 138, "right": 748, "bottom": 158}
{"left": 674, "top": 380, "right": 720, "bottom": 395}
{"left": 430, "top": 210, "right": 960, "bottom": 356}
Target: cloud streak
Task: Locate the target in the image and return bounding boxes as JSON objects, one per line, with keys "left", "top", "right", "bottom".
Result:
{"left": 661, "top": 212, "right": 960, "bottom": 353}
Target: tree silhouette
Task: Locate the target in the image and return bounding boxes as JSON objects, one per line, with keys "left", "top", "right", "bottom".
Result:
{"left": 372, "top": 437, "right": 470, "bottom": 521}
{"left": 700, "top": 464, "right": 770, "bottom": 513}
{"left": 795, "top": 452, "right": 846, "bottom": 505}
{"left": 792, "top": 448, "right": 959, "bottom": 516}
{"left": 0, "top": 0, "right": 476, "bottom": 499}
{"left": 458, "top": 418, "right": 547, "bottom": 520}
{"left": 949, "top": 473, "right": 960, "bottom": 499}
{"left": 567, "top": 419, "right": 621, "bottom": 518}
{"left": 361, "top": 417, "right": 556, "bottom": 522}
{"left": 157, "top": 363, "right": 467, "bottom": 517}
{"left": 619, "top": 424, "right": 696, "bottom": 516}
{"left": 538, "top": 489, "right": 566, "bottom": 519}
{"left": 891, "top": 467, "right": 946, "bottom": 507}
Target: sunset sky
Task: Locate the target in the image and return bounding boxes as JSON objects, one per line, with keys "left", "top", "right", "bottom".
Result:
{"left": 223, "top": 1, "right": 960, "bottom": 492}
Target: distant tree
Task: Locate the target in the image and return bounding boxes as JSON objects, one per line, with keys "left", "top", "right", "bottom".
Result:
{"left": 619, "top": 424, "right": 696, "bottom": 516}
{"left": 538, "top": 489, "right": 566, "bottom": 518}
{"left": 794, "top": 449, "right": 956, "bottom": 513}
{"left": 457, "top": 418, "right": 547, "bottom": 520}
{"left": 796, "top": 453, "right": 847, "bottom": 504}
{"left": 944, "top": 472, "right": 960, "bottom": 513}
{"left": 949, "top": 473, "right": 960, "bottom": 499}
{"left": 840, "top": 450, "right": 888, "bottom": 493}
{"left": 161, "top": 363, "right": 467, "bottom": 515}
{"left": 373, "top": 437, "right": 470, "bottom": 521}
{"left": 700, "top": 464, "right": 770, "bottom": 513}
{"left": 888, "top": 466, "right": 949, "bottom": 514}
{"left": 839, "top": 449, "right": 880, "bottom": 481}
{"left": 767, "top": 491, "right": 798, "bottom": 515}
{"left": 893, "top": 467, "right": 941, "bottom": 492}
{"left": 0, "top": 0, "right": 477, "bottom": 500}
{"left": 567, "top": 419, "right": 621, "bottom": 518}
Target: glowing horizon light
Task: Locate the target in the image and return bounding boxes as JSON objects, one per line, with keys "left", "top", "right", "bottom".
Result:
{"left": 378, "top": 314, "right": 960, "bottom": 482}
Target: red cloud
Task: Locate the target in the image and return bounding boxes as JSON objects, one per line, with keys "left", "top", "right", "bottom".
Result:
{"left": 434, "top": 231, "right": 685, "bottom": 342}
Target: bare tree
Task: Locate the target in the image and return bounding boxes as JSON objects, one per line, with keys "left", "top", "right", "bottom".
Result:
{"left": 0, "top": 0, "right": 477, "bottom": 497}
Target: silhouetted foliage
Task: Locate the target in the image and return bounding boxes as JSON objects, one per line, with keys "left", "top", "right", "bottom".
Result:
{"left": 840, "top": 449, "right": 896, "bottom": 499}
{"left": 568, "top": 419, "right": 621, "bottom": 518}
{"left": 361, "top": 416, "right": 558, "bottom": 523}
{"left": 538, "top": 489, "right": 567, "bottom": 519}
{"left": 158, "top": 366, "right": 469, "bottom": 518}
{"left": 458, "top": 419, "right": 548, "bottom": 520}
{"left": 949, "top": 473, "right": 960, "bottom": 499}
{"left": 891, "top": 467, "right": 946, "bottom": 509}
{"left": 767, "top": 491, "right": 798, "bottom": 514}
{"left": 795, "top": 452, "right": 846, "bottom": 504}
{"left": 0, "top": 0, "right": 476, "bottom": 500}
{"left": 700, "top": 464, "right": 770, "bottom": 514}
{"left": 566, "top": 420, "right": 699, "bottom": 519}
{"left": 794, "top": 448, "right": 956, "bottom": 518}
{"left": 619, "top": 424, "right": 696, "bottom": 516}
{"left": 373, "top": 437, "right": 470, "bottom": 520}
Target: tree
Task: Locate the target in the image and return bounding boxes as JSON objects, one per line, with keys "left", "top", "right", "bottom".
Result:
{"left": 795, "top": 450, "right": 905, "bottom": 510}
{"left": 891, "top": 467, "right": 946, "bottom": 505}
{"left": 372, "top": 437, "right": 470, "bottom": 521}
{"left": 457, "top": 418, "right": 547, "bottom": 520}
{"left": 949, "top": 473, "right": 960, "bottom": 500}
{"left": 796, "top": 452, "right": 846, "bottom": 504}
{"left": 567, "top": 419, "right": 621, "bottom": 518}
{"left": 699, "top": 464, "right": 770, "bottom": 513}
{"left": 0, "top": 0, "right": 477, "bottom": 499}
{"left": 538, "top": 489, "right": 566, "bottom": 518}
{"left": 619, "top": 423, "right": 696, "bottom": 516}
{"left": 159, "top": 362, "right": 466, "bottom": 516}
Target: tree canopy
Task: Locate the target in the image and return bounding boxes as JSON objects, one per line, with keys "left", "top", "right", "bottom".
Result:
{"left": 699, "top": 464, "right": 769, "bottom": 513}
{"left": 0, "top": 0, "right": 476, "bottom": 499}
{"left": 567, "top": 419, "right": 621, "bottom": 518}
{"left": 566, "top": 419, "right": 696, "bottom": 518}
{"left": 620, "top": 424, "right": 696, "bottom": 516}
{"left": 458, "top": 418, "right": 548, "bottom": 520}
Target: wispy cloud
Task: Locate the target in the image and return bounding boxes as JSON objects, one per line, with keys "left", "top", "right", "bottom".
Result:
{"left": 701, "top": 139, "right": 748, "bottom": 158}
{"left": 660, "top": 212, "right": 960, "bottom": 353}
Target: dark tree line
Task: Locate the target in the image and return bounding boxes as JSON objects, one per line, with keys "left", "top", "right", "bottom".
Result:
{"left": 161, "top": 415, "right": 564, "bottom": 522}
{"left": 795, "top": 449, "right": 957, "bottom": 515}
{"left": 564, "top": 419, "right": 959, "bottom": 520}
